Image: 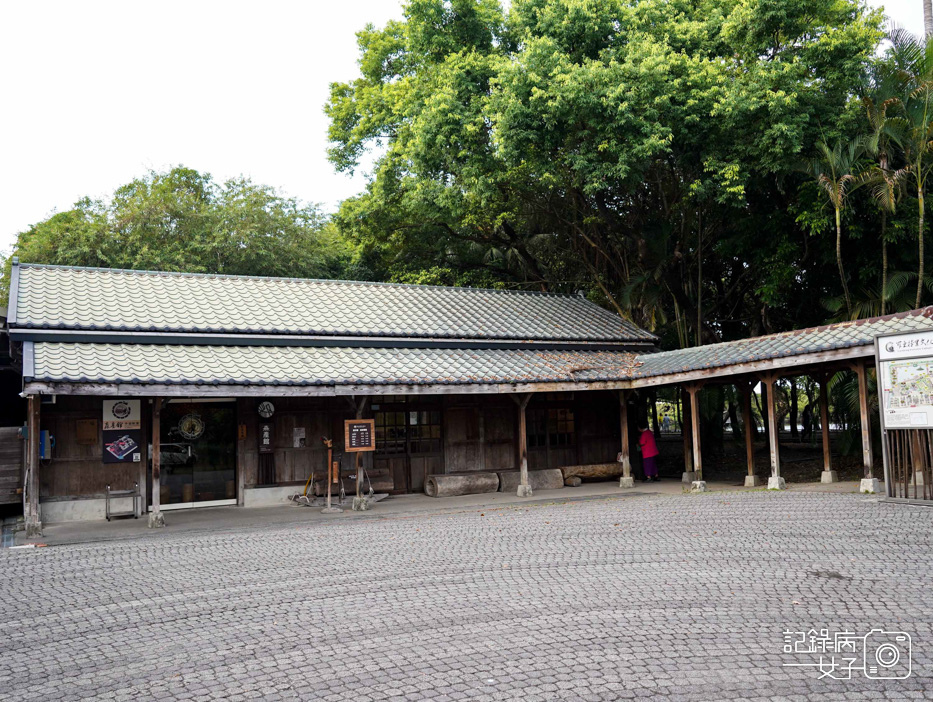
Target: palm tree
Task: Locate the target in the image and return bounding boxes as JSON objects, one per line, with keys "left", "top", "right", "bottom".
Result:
{"left": 804, "top": 139, "right": 866, "bottom": 318}
{"left": 863, "top": 65, "right": 903, "bottom": 314}
{"left": 926, "top": 0, "right": 933, "bottom": 38}
{"left": 886, "top": 28, "right": 933, "bottom": 308}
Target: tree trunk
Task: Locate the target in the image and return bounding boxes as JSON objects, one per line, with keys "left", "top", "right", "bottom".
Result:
{"left": 836, "top": 208, "right": 852, "bottom": 317}
{"left": 789, "top": 379, "right": 799, "bottom": 439}
{"left": 918, "top": 186, "right": 926, "bottom": 309}
{"left": 926, "top": 0, "right": 933, "bottom": 38}
{"left": 728, "top": 395, "right": 741, "bottom": 441}
{"left": 881, "top": 211, "right": 888, "bottom": 315}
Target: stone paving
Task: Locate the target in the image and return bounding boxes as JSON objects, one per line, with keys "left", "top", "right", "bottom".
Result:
{"left": 1, "top": 490, "right": 931, "bottom": 700}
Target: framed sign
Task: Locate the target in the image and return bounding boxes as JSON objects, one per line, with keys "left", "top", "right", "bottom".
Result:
{"left": 344, "top": 419, "right": 375, "bottom": 452}
{"left": 877, "top": 330, "right": 933, "bottom": 429}
{"left": 102, "top": 400, "right": 142, "bottom": 464}
{"left": 259, "top": 422, "right": 274, "bottom": 454}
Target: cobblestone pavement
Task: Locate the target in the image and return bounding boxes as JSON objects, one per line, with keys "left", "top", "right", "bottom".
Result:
{"left": 1, "top": 491, "right": 932, "bottom": 701}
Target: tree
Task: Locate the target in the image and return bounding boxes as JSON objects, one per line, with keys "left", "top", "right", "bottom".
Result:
{"left": 803, "top": 139, "right": 866, "bottom": 318}
{"left": 887, "top": 28, "right": 933, "bottom": 308}
{"left": 1, "top": 167, "right": 353, "bottom": 304}
{"left": 327, "top": 0, "right": 884, "bottom": 346}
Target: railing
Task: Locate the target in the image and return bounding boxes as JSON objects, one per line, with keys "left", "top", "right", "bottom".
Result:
{"left": 885, "top": 429, "right": 933, "bottom": 501}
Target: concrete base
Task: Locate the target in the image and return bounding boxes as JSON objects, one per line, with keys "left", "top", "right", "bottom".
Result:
{"left": 321, "top": 506, "right": 343, "bottom": 514}
{"left": 767, "top": 477, "right": 786, "bottom": 491}
{"left": 682, "top": 471, "right": 697, "bottom": 484}
{"left": 516, "top": 484, "right": 534, "bottom": 498}
{"left": 41, "top": 496, "right": 134, "bottom": 522}
{"left": 25, "top": 520, "right": 43, "bottom": 537}
{"left": 860, "top": 478, "right": 881, "bottom": 494}
{"left": 619, "top": 476, "right": 635, "bottom": 489}
{"left": 914, "top": 471, "right": 925, "bottom": 486}
{"left": 243, "top": 485, "right": 297, "bottom": 507}
{"left": 147, "top": 512, "right": 165, "bottom": 528}
{"left": 690, "top": 481, "right": 707, "bottom": 493}
{"left": 744, "top": 475, "right": 762, "bottom": 487}
{"left": 821, "top": 470, "right": 839, "bottom": 484}
{"left": 351, "top": 496, "right": 371, "bottom": 511}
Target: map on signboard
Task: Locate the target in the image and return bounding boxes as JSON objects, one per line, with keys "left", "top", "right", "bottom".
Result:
{"left": 881, "top": 359, "right": 933, "bottom": 428}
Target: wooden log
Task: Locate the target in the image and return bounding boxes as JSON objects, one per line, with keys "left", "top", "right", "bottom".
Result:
{"left": 497, "top": 469, "right": 564, "bottom": 492}
{"left": 856, "top": 362, "right": 874, "bottom": 479}
{"left": 564, "top": 477, "right": 582, "bottom": 487}
{"left": 741, "top": 383, "right": 755, "bottom": 477}
{"left": 424, "top": 472, "right": 499, "bottom": 498}
{"left": 688, "top": 383, "right": 703, "bottom": 481}
{"left": 559, "top": 463, "right": 625, "bottom": 481}
{"left": 762, "top": 374, "right": 781, "bottom": 478}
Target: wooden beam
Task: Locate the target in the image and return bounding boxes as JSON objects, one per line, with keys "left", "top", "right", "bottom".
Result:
{"left": 681, "top": 386, "right": 693, "bottom": 477}
{"left": 618, "top": 390, "right": 631, "bottom": 479}
{"left": 741, "top": 382, "right": 755, "bottom": 478}
{"left": 761, "top": 373, "right": 781, "bottom": 479}
{"left": 818, "top": 373, "right": 833, "bottom": 473}
{"left": 514, "top": 393, "right": 533, "bottom": 496}
{"left": 856, "top": 362, "right": 874, "bottom": 479}
{"left": 149, "top": 398, "right": 165, "bottom": 527}
{"left": 687, "top": 383, "right": 702, "bottom": 481}
{"left": 25, "top": 395, "right": 41, "bottom": 536}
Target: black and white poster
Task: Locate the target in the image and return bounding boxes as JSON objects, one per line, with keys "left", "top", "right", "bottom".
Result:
{"left": 102, "top": 399, "right": 143, "bottom": 464}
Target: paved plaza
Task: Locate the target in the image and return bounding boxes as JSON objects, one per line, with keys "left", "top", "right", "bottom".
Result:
{"left": 1, "top": 490, "right": 932, "bottom": 700}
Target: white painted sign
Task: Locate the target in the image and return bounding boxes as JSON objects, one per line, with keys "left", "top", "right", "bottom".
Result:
{"left": 878, "top": 331, "right": 933, "bottom": 429}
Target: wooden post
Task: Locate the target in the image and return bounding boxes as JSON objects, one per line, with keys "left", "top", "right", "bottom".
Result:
{"left": 681, "top": 386, "right": 693, "bottom": 481}
{"left": 512, "top": 393, "right": 533, "bottom": 496}
{"left": 618, "top": 391, "right": 633, "bottom": 488}
{"left": 25, "top": 395, "right": 41, "bottom": 536}
{"left": 149, "top": 398, "right": 165, "bottom": 528}
{"left": 761, "top": 373, "right": 784, "bottom": 488}
{"left": 687, "top": 383, "right": 702, "bottom": 482}
{"left": 354, "top": 396, "right": 369, "bottom": 502}
{"left": 818, "top": 373, "right": 837, "bottom": 482}
{"left": 741, "top": 382, "right": 758, "bottom": 486}
{"left": 856, "top": 362, "right": 874, "bottom": 480}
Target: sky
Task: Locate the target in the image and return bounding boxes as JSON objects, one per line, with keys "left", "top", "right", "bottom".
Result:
{"left": 0, "top": 0, "right": 924, "bottom": 254}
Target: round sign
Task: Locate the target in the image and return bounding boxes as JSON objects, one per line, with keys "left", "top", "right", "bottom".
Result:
{"left": 111, "top": 401, "right": 132, "bottom": 419}
{"left": 178, "top": 413, "right": 205, "bottom": 440}
{"left": 258, "top": 401, "right": 275, "bottom": 419}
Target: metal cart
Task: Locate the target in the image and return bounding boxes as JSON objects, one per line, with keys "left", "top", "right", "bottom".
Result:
{"left": 106, "top": 483, "right": 141, "bottom": 521}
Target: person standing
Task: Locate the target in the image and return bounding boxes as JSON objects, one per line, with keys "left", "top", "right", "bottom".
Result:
{"left": 638, "top": 423, "right": 660, "bottom": 482}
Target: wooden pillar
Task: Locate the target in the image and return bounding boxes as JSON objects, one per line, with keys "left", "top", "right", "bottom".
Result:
{"left": 513, "top": 393, "right": 533, "bottom": 496}
{"left": 761, "top": 373, "right": 783, "bottom": 487}
{"left": 681, "top": 386, "right": 693, "bottom": 479}
{"left": 353, "top": 396, "right": 369, "bottom": 508}
{"left": 856, "top": 362, "right": 874, "bottom": 479}
{"left": 618, "top": 391, "right": 633, "bottom": 487}
{"left": 687, "top": 383, "right": 702, "bottom": 482}
{"left": 149, "top": 398, "right": 165, "bottom": 528}
{"left": 25, "top": 395, "right": 41, "bottom": 536}
{"left": 818, "top": 373, "right": 837, "bottom": 482}
{"left": 741, "top": 383, "right": 758, "bottom": 485}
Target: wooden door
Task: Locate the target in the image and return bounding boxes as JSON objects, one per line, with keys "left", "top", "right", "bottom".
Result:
{"left": 374, "top": 408, "right": 409, "bottom": 493}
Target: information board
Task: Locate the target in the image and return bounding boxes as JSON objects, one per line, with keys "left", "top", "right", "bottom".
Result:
{"left": 102, "top": 399, "right": 142, "bottom": 464}
{"left": 344, "top": 419, "right": 375, "bottom": 452}
{"left": 877, "top": 330, "right": 933, "bottom": 429}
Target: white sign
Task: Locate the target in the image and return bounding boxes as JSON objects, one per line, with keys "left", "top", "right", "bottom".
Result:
{"left": 102, "top": 399, "right": 141, "bottom": 431}
{"left": 878, "top": 331, "right": 933, "bottom": 429}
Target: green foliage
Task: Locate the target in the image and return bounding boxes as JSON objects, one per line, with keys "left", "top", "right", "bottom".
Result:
{"left": 326, "top": 0, "right": 885, "bottom": 339}
{"left": 1, "top": 167, "right": 355, "bottom": 305}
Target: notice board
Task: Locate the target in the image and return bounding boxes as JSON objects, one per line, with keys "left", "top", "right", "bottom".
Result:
{"left": 344, "top": 419, "right": 375, "bottom": 452}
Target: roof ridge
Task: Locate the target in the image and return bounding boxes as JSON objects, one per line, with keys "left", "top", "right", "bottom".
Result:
{"left": 648, "top": 306, "right": 933, "bottom": 356}
{"left": 14, "top": 260, "right": 598, "bottom": 303}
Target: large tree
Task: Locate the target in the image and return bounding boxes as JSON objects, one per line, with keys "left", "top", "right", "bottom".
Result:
{"left": 1, "top": 167, "right": 353, "bottom": 305}
{"left": 327, "top": 0, "right": 884, "bottom": 346}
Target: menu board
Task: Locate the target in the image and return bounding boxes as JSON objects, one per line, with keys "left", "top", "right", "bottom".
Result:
{"left": 102, "top": 399, "right": 142, "bottom": 464}
{"left": 344, "top": 419, "right": 375, "bottom": 452}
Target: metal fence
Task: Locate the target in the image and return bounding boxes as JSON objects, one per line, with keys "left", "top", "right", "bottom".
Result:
{"left": 885, "top": 429, "right": 933, "bottom": 501}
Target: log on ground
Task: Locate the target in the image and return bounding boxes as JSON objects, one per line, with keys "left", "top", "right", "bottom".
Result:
{"left": 424, "top": 472, "right": 500, "bottom": 498}
{"left": 560, "top": 463, "right": 624, "bottom": 482}
{"left": 497, "top": 469, "right": 564, "bottom": 492}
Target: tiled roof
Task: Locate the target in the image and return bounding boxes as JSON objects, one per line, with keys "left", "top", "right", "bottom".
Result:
{"left": 12, "top": 263, "right": 655, "bottom": 343}
{"left": 30, "top": 343, "right": 641, "bottom": 386}
{"left": 632, "top": 307, "right": 933, "bottom": 378}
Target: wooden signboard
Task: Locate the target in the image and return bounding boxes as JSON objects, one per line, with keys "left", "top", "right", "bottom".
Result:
{"left": 344, "top": 419, "right": 375, "bottom": 452}
{"left": 258, "top": 422, "right": 274, "bottom": 454}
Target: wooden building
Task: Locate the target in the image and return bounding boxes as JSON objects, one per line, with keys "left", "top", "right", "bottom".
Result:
{"left": 9, "top": 260, "right": 933, "bottom": 532}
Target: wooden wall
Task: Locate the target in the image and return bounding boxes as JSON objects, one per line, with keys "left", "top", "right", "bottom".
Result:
{"left": 38, "top": 390, "right": 624, "bottom": 499}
